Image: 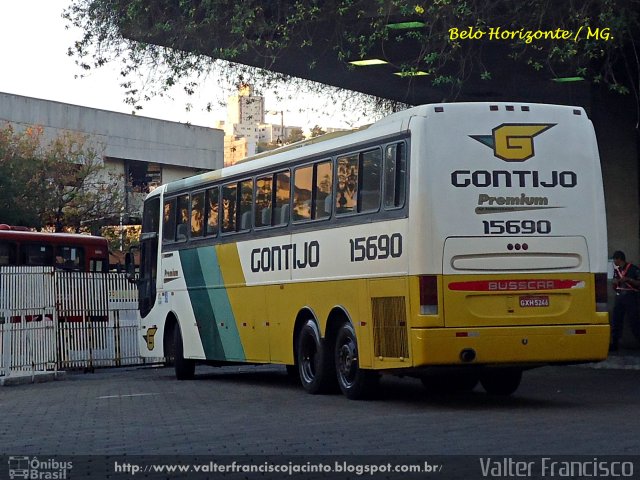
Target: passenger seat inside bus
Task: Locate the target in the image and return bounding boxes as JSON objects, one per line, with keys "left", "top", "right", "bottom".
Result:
{"left": 280, "top": 204, "right": 290, "bottom": 225}
{"left": 176, "top": 223, "right": 188, "bottom": 241}
{"left": 241, "top": 211, "right": 252, "bottom": 230}
{"left": 261, "top": 207, "right": 271, "bottom": 227}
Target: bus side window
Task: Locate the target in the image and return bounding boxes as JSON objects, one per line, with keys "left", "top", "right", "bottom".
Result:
{"left": 274, "top": 171, "right": 290, "bottom": 226}
{"left": 22, "top": 244, "right": 53, "bottom": 266}
{"left": 222, "top": 183, "right": 238, "bottom": 233}
{"left": 0, "top": 241, "right": 16, "bottom": 266}
{"left": 293, "top": 165, "right": 313, "bottom": 221}
{"left": 55, "top": 246, "right": 84, "bottom": 271}
{"left": 176, "top": 194, "right": 189, "bottom": 241}
{"left": 384, "top": 142, "right": 407, "bottom": 209}
{"left": 206, "top": 187, "right": 219, "bottom": 236}
{"left": 239, "top": 179, "right": 254, "bottom": 231}
{"left": 336, "top": 154, "right": 359, "bottom": 215}
{"left": 255, "top": 174, "right": 273, "bottom": 228}
{"left": 314, "top": 160, "right": 333, "bottom": 220}
{"left": 190, "top": 192, "right": 205, "bottom": 238}
{"left": 90, "top": 259, "right": 106, "bottom": 273}
{"left": 163, "top": 199, "right": 176, "bottom": 242}
{"left": 359, "top": 149, "right": 381, "bottom": 212}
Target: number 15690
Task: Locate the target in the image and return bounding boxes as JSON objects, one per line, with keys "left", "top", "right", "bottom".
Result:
{"left": 483, "top": 220, "right": 551, "bottom": 235}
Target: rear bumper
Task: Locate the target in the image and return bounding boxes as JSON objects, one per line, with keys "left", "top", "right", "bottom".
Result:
{"left": 410, "top": 324, "right": 610, "bottom": 366}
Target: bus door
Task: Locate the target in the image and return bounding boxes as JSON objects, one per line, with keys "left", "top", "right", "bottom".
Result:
{"left": 140, "top": 198, "right": 160, "bottom": 318}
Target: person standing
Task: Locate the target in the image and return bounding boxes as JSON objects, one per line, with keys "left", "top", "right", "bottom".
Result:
{"left": 610, "top": 250, "right": 640, "bottom": 352}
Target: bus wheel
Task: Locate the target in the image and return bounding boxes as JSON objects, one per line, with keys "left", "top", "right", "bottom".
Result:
{"left": 174, "top": 326, "right": 195, "bottom": 380}
{"left": 297, "top": 319, "right": 334, "bottom": 394}
{"left": 421, "top": 372, "right": 479, "bottom": 394}
{"left": 480, "top": 368, "right": 522, "bottom": 396}
{"left": 335, "top": 323, "right": 378, "bottom": 400}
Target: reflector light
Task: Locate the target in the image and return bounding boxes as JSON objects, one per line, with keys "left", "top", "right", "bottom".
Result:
{"left": 595, "top": 273, "right": 608, "bottom": 312}
{"left": 419, "top": 275, "right": 438, "bottom": 315}
{"left": 566, "top": 329, "right": 587, "bottom": 335}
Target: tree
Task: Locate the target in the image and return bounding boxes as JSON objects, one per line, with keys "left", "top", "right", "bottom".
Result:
{"left": 64, "top": 0, "right": 640, "bottom": 124}
{"left": 285, "top": 127, "right": 305, "bottom": 144}
{"left": 310, "top": 125, "right": 326, "bottom": 138}
{"left": 0, "top": 123, "right": 125, "bottom": 231}
{"left": 0, "top": 124, "right": 43, "bottom": 226}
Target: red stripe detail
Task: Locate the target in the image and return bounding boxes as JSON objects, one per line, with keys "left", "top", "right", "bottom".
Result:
{"left": 448, "top": 279, "right": 583, "bottom": 292}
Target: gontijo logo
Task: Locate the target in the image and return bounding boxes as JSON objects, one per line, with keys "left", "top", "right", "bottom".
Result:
{"left": 470, "top": 123, "right": 555, "bottom": 161}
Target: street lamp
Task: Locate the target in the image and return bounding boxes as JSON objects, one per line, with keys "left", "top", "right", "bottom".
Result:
{"left": 267, "top": 110, "right": 284, "bottom": 144}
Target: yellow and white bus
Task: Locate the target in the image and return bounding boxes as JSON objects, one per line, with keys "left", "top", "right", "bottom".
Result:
{"left": 133, "top": 102, "right": 609, "bottom": 399}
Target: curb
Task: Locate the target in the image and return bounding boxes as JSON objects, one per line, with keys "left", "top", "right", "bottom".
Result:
{"left": 577, "top": 352, "right": 640, "bottom": 370}
{"left": 0, "top": 371, "right": 67, "bottom": 386}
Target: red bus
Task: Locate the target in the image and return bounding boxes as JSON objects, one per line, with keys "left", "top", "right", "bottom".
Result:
{"left": 0, "top": 225, "right": 109, "bottom": 272}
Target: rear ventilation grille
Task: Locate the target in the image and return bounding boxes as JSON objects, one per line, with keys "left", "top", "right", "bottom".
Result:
{"left": 371, "top": 296, "right": 409, "bottom": 359}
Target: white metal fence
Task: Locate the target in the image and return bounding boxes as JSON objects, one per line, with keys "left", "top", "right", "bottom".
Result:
{"left": 1, "top": 267, "right": 157, "bottom": 378}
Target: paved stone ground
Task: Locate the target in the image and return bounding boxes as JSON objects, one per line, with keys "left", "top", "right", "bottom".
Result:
{"left": 1, "top": 361, "right": 639, "bottom": 457}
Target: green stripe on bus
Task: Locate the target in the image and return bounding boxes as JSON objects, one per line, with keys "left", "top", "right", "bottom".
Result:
{"left": 179, "top": 248, "right": 246, "bottom": 361}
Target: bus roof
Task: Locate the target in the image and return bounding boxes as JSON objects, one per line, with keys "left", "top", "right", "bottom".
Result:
{"left": 159, "top": 102, "right": 588, "bottom": 197}
{"left": 0, "top": 230, "right": 108, "bottom": 246}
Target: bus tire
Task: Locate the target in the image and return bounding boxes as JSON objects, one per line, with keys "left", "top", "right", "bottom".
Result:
{"left": 480, "top": 368, "right": 522, "bottom": 396}
{"left": 421, "top": 371, "right": 479, "bottom": 394}
{"left": 297, "top": 319, "right": 335, "bottom": 394}
{"left": 174, "top": 326, "right": 195, "bottom": 380}
{"left": 335, "top": 323, "right": 378, "bottom": 400}
{"left": 164, "top": 325, "right": 176, "bottom": 367}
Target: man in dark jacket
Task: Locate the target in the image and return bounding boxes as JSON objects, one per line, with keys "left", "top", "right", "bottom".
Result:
{"left": 610, "top": 250, "right": 640, "bottom": 352}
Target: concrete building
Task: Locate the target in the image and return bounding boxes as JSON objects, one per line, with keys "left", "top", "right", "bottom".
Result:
{"left": 0, "top": 91, "right": 224, "bottom": 221}
{"left": 216, "top": 85, "right": 302, "bottom": 166}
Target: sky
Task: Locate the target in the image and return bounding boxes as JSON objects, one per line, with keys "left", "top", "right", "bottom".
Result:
{"left": 0, "top": 0, "right": 375, "bottom": 130}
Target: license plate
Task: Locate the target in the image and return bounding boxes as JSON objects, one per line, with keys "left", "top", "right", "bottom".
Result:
{"left": 519, "top": 295, "right": 550, "bottom": 307}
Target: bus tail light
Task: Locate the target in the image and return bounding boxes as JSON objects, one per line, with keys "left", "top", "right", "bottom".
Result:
{"left": 595, "top": 273, "right": 608, "bottom": 312}
{"left": 419, "top": 275, "right": 438, "bottom": 315}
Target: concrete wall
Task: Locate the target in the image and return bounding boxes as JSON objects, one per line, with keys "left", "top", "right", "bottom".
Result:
{"left": 162, "top": 165, "right": 203, "bottom": 184}
{"left": 0, "top": 92, "right": 224, "bottom": 171}
{"left": 591, "top": 90, "right": 640, "bottom": 263}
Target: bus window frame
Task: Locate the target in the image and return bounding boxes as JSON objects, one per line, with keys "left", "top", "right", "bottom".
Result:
{"left": 162, "top": 198, "right": 177, "bottom": 243}
{"left": 157, "top": 134, "right": 410, "bottom": 251}
{"left": 175, "top": 194, "right": 190, "bottom": 243}
{"left": 254, "top": 173, "right": 275, "bottom": 230}
{"left": 189, "top": 189, "right": 206, "bottom": 239}
{"left": 292, "top": 159, "right": 333, "bottom": 225}
{"left": 0, "top": 241, "right": 17, "bottom": 266}
{"left": 273, "top": 169, "right": 291, "bottom": 228}
{"left": 54, "top": 245, "right": 85, "bottom": 271}
{"left": 383, "top": 141, "right": 407, "bottom": 211}
{"left": 204, "top": 186, "right": 220, "bottom": 238}
{"left": 357, "top": 147, "right": 383, "bottom": 214}
{"left": 238, "top": 178, "right": 254, "bottom": 233}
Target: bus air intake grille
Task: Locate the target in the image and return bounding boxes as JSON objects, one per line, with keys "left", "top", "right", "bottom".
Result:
{"left": 371, "top": 296, "right": 409, "bottom": 359}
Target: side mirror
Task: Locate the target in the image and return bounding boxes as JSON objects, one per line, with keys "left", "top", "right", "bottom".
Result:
{"left": 125, "top": 247, "right": 139, "bottom": 284}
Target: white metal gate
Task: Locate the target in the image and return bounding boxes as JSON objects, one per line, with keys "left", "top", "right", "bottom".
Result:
{"left": 1, "top": 267, "right": 154, "bottom": 377}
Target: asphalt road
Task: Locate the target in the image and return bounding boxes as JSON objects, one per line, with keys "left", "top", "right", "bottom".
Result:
{"left": 1, "top": 363, "right": 639, "bottom": 457}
